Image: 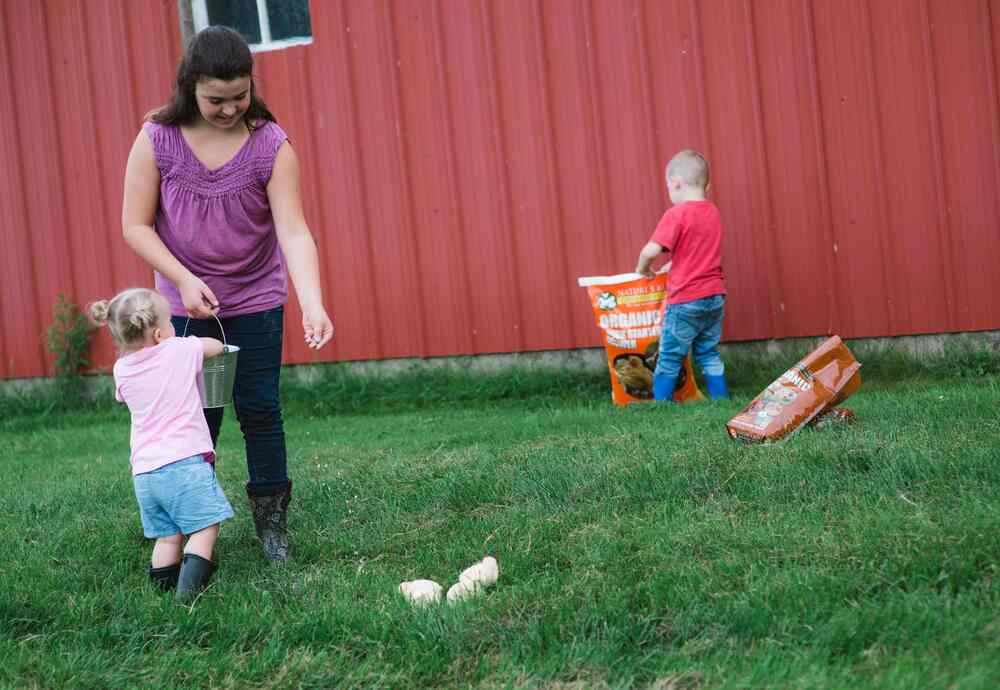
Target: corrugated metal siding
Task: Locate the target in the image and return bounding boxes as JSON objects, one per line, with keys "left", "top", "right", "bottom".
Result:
{"left": 0, "top": 0, "right": 182, "bottom": 378}
{"left": 2, "top": 0, "right": 999, "bottom": 379}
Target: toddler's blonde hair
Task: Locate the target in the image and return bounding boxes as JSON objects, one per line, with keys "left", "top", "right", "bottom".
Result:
{"left": 89, "top": 288, "right": 161, "bottom": 349}
{"left": 666, "top": 149, "right": 710, "bottom": 189}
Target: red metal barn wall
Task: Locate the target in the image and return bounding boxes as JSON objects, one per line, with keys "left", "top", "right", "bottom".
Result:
{"left": 2, "top": 0, "right": 999, "bottom": 379}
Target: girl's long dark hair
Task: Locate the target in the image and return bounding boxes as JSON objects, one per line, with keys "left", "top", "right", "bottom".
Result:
{"left": 150, "top": 26, "right": 276, "bottom": 130}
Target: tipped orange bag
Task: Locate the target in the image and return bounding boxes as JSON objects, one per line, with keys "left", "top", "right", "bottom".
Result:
{"left": 726, "top": 335, "right": 861, "bottom": 442}
{"left": 578, "top": 273, "right": 702, "bottom": 406}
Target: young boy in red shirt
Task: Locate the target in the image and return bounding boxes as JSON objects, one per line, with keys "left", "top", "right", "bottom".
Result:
{"left": 634, "top": 150, "right": 729, "bottom": 401}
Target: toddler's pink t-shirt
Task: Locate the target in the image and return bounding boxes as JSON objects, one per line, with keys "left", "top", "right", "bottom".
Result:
{"left": 113, "top": 337, "right": 214, "bottom": 476}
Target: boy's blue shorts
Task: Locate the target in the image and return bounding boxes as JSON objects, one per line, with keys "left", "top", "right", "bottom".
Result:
{"left": 133, "top": 455, "right": 234, "bottom": 538}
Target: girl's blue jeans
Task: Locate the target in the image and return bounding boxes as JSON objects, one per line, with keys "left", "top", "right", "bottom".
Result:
{"left": 173, "top": 306, "right": 288, "bottom": 491}
{"left": 654, "top": 295, "right": 726, "bottom": 379}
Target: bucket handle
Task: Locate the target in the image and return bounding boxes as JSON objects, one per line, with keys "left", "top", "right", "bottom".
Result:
{"left": 182, "top": 313, "right": 228, "bottom": 349}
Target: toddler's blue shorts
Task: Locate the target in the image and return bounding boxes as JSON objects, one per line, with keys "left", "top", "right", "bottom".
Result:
{"left": 133, "top": 455, "right": 234, "bottom": 538}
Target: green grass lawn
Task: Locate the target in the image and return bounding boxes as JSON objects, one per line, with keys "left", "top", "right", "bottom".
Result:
{"left": 2, "top": 347, "right": 999, "bottom": 689}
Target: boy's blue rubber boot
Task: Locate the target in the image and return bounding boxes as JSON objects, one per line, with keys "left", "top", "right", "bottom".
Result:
{"left": 653, "top": 373, "right": 679, "bottom": 402}
{"left": 704, "top": 374, "right": 730, "bottom": 400}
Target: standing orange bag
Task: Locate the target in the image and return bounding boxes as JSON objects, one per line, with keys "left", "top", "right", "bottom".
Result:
{"left": 578, "top": 272, "right": 703, "bottom": 405}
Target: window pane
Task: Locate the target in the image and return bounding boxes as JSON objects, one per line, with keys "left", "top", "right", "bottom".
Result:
{"left": 206, "top": 0, "right": 262, "bottom": 45}
{"left": 266, "top": 0, "right": 312, "bottom": 40}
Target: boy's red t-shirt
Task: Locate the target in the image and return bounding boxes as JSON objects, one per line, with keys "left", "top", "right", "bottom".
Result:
{"left": 649, "top": 200, "right": 726, "bottom": 304}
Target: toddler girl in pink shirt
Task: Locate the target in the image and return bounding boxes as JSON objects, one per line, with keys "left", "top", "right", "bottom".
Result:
{"left": 90, "top": 287, "right": 234, "bottom": 603}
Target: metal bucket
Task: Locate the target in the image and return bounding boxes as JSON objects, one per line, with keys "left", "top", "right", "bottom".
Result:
{"left": 183, "top": 314, "right": 239, "bottom": 408}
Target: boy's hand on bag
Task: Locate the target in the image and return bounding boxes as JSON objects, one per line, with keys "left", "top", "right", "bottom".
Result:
{"left": 656, "top": 261, "right": 673, "bottom": 275}
{"left": 635, "top": 241, "right": 665, "bottom": 280}
{"left": 302, "top": 305, "right": 334, "bottom": 350}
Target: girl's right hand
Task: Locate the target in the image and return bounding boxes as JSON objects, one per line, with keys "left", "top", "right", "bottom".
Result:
{"left": 179, "top": 275, "right": 220, "bottom": 318}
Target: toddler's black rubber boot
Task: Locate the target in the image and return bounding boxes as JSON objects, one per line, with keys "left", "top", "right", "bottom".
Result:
{"left": 175, "top": 553, "right": 217, "bottom": 604}
{"left": 149, "top": 563, "right": 181, "bottom": 591}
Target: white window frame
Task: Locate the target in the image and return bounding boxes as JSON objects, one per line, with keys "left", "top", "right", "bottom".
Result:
{"left": 191, "top": 0, "right": 313, "bottom": 53}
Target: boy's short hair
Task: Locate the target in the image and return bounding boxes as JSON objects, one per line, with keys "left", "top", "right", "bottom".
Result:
{"left": 666, "top": 150, "right": 710, "bottom": 189}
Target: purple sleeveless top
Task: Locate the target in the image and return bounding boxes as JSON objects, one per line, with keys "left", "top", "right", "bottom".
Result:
{"left": 144, "top": 120, "right": 289, "bottom": 318}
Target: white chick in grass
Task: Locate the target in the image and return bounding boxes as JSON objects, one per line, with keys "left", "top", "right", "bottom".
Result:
{"left": 398, "top": 579, "right": 442, "bottom": 605}
{"left": 446, "top": 556, "right": 500, "bottom": 603}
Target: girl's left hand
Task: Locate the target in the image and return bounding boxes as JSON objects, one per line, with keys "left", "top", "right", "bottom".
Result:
{"left": 302, "top": 305, "right": 334, "bottom": 349}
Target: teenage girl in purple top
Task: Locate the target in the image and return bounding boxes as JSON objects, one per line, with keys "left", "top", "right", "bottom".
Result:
{"left": 121, "top": 26, "right": 334, "bottom": 564}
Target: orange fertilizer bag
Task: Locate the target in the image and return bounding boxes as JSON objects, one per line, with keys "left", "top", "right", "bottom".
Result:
{"left": 578, "top": 273, "right": 702, "bottom": 406}
{"left": 726, "top": 335, "right": 861, "bottom": 442}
